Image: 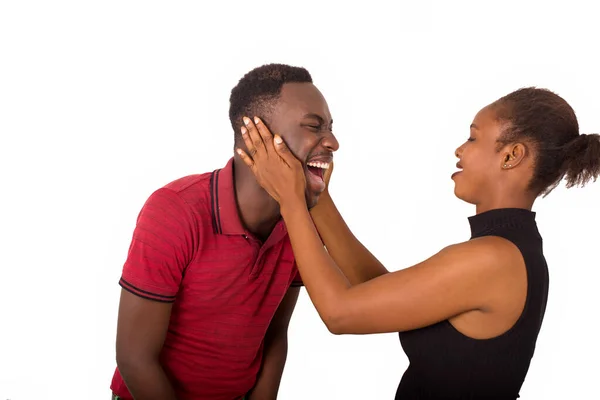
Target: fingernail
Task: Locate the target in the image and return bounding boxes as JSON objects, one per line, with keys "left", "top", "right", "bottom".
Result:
{"left": 254, "top": 116, "right": 260, "bottom": 124}
{"left": 243, "top": 117, "right": 250, "bottom": 125}
{"left": 241, "top": 126, "right": 247, "bottom": 135}
{"left": 236, "top": 148, "right": 243, "bottom": 155}
{"left": 274, "top": 135, "right": 282, "bottom": 144}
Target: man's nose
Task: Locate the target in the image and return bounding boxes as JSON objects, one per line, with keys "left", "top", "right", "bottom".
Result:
{"left": 322, "top": 131, "right": 339, "bottom": 152}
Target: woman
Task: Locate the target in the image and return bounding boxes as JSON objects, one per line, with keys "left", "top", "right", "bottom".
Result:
{"left": 236, "top": 87, "right": 600, "bottom": 399}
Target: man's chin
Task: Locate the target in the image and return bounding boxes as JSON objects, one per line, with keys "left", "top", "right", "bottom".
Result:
{"left": 306, "top": 192, "right": 322, "bottom": 210}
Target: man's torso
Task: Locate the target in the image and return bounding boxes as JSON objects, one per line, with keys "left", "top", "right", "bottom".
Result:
{"left": 111, "top": 159, "right": 301, "bottom": 399}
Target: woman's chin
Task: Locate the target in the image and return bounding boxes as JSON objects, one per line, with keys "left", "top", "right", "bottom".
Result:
{"left": 454, "top": 185, "right": 476, "bottom": 205}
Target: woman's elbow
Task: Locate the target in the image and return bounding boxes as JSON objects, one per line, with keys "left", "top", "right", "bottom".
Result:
{"left": 321, "top": 307, "right": 350, "bottom": 335}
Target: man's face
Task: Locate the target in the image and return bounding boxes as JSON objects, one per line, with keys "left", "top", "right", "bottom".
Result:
{"left": 267, "top": 82, "right": 339, "bottom": 208}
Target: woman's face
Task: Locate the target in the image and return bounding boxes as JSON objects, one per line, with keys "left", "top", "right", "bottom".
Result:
{"left": 452, "top": 106, "right": 511, "bottom": 205}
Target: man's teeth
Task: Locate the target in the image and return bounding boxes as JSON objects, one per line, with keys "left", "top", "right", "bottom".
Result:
{"left": 307, "top": 161, "right": 330, "bottom": 169}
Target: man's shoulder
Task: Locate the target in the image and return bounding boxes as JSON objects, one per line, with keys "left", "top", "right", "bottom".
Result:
{"left": 163, "top": 172, "right": 213, "bottom": 194}
{"left": 156, "top": 169, "right": 218, "bottom": 215}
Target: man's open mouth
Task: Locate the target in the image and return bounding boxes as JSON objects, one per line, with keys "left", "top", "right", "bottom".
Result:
{"left": 306, "top": 161, "right": 329, "bottom": 180}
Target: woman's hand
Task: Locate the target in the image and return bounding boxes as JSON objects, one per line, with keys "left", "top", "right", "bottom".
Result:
{"left": 236, "top": 116, "right": 307, "bottom": 212}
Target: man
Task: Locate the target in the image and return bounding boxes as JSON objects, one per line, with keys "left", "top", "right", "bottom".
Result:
{"left": 110, "top": 63, "right": 339, "bottom": 400}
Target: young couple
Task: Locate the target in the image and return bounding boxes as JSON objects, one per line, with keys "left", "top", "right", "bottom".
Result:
{"left": 111, "top": 63, "right": 600, "bottom": 399}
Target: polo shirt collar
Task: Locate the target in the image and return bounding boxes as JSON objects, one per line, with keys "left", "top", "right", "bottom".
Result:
{"left": 209, "top": 158, "right": 246, "bottom": 235}
{"left": 210, "top": 158, "right": 290, "bottom": 245}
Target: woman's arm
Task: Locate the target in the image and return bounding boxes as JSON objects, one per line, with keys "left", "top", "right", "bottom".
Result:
{"left": 310, "top": 191, "right": 388, "bottom": 285}
{"left": 283, "top": 199, "right": 516, "bottom": 334}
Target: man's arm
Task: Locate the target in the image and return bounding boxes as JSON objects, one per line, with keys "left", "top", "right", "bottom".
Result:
{"left": 246, "top": 286, "right": 300, "bottom": 400}
{"left": 116, "top": 290, "right": 178, "bottom": 400}
{"left": 310, "top": 192, "right": 388, "bottom": 285}
{"left": 114, "top": 188, "right": 195, "bottom": 399}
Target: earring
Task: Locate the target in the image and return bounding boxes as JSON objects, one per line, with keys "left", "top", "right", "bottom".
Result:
{"left": 503, "top": 164, "right": 508, "bottom": 168}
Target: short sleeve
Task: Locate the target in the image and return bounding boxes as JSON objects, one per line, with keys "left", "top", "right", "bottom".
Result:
{"left": 119, "top": 188, "right": 196, "bottom": 302}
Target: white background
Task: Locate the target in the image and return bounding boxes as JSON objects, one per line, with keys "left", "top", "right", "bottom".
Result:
{"left": 1, "top": 1, "right": 599, "bottom": 399}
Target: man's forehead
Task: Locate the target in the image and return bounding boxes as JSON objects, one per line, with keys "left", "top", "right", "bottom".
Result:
{"left": 278, "top": 82, "right": 331, "bottom": 119}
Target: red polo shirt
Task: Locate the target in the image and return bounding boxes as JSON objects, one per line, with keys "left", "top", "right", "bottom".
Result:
{"left": 110, "top": 158, "right": 302, "bottom": 400}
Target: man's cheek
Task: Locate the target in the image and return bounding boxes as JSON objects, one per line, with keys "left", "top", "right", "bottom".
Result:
{"left": 283, "top": 140, "right": 304, "bottom": 162}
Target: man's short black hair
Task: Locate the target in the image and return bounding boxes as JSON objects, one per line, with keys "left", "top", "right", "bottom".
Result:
{"left": 229, "top": 63, "right": 312, "bottom": 143}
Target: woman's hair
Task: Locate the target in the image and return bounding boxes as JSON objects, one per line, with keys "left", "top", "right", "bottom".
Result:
{"left": 492, "top": 87, "right": 600, "bottom": 196}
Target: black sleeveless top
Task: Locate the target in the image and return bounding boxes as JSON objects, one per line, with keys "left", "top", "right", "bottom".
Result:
{"left": 396, "top": 208, "right": 549, "bottom": 399}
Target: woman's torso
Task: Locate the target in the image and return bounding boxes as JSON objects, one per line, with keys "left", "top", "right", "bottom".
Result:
{"left": 396, "top": 208, "right": 550, "bottom": 399}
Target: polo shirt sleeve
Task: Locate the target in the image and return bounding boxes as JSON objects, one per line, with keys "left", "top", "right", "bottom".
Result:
{"left": 118, "top": 188, "right": 196, "bottom": 303}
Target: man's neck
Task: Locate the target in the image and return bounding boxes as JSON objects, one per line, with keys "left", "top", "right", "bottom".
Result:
{"left": 233, "top": 158, "right": 282, "bottom": 241}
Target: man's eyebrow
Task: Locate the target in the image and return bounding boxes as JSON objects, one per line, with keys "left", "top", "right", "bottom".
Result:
{"left": 303, "top": 113, "right": 333, "bottom": 126}
{"left": 302, "top": 113, "right": 325, "bottom": 123}
{"left": 470, "top": 123, "right": 478, "bottom": 130}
